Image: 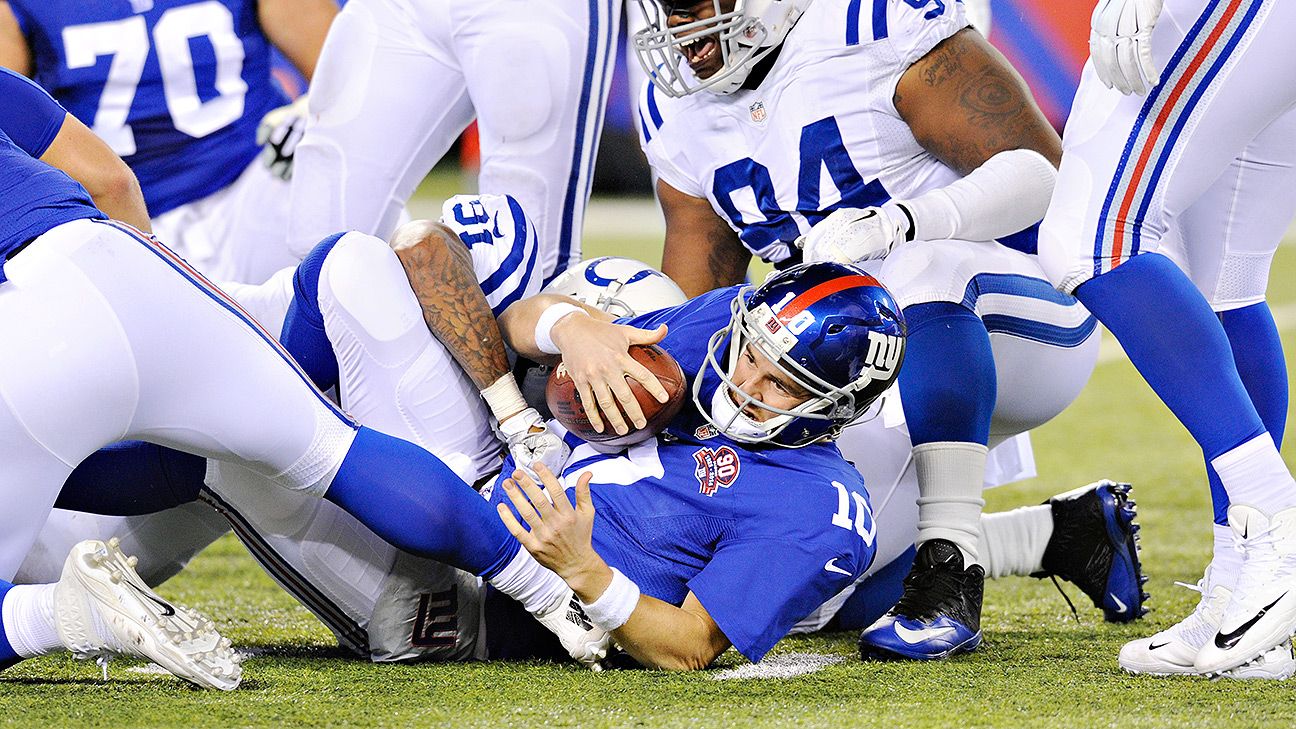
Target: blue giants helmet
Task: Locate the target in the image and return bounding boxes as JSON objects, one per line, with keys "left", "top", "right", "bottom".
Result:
{"left": 696, "top": 262, "right": 907, "bottom": 447}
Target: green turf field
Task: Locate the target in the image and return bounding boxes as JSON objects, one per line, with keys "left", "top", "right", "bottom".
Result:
{"left": 5, "top": 190, "right": 1296, "bottom": 727}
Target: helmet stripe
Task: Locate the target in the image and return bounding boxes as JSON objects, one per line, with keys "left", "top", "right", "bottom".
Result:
{"left": 776, "top": 274, "right": 881, "bottom": 322}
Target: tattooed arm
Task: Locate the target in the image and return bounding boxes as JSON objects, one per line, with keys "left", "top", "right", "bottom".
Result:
{"left": 391, "top": 219, "right": 571, "bottom": 471}
{"left": 657, "top": 179, "right": 751, "bottom": 297}
{"left": 389, "top": 219, "right": 510, "bottom": 391}
{"left": 896, "top": 28, "right": 1060, "bottom": 172}
{"left": 800, "top": 30, "right": 1059, "bottom": 263}
{"left": 878, "top": 28, "right": 1060, "bottom": 246}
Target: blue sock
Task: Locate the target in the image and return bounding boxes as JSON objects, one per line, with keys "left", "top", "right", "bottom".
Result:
{"left": 324, "top": 427, "right": 518, "bottom": 578}
{"left": 1206, "top": 302, "right": 1288, "bottom": 524}
{"left": 899, "top": 302, "right": 996, "bottom": 446}
{"left": 0, "top": 580, "right": 21, "bottom": 669}
{"left": 55, "top": 442, "right": 205, "bottom": 516}
{"left": 279, "top": 233, "right": 346, "bottom": 392}
{"left": 1074, "top": 254, "right": 1265, "bottom": 461}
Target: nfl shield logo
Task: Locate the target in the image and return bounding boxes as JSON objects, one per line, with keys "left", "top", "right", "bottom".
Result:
{"left": 749, "top": 101, "right": 767, "bottom": 123}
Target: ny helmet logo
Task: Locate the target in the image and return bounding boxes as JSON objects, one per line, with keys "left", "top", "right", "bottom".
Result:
{"left": 863, "top": 331, "right": 902, "bottom": 376}
{"left": 693, "top": 446, "right": 740, "bottom": 496}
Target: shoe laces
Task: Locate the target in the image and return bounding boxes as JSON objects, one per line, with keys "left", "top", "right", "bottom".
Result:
{"left": 893, "top": 563, "right": 968, "bottom": 620}
{"left": 1163, "top": 579, "right": 1224, "bottom": 650}
{"left": 1230, "top": 525, "right": 1294, "bottom": 610}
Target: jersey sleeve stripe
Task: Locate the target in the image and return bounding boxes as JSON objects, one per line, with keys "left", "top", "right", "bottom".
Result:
{"left": 486, "top": 225, "right": 540, "bottom": 318}
{"left": 846, "top": 0, "right": 889, "bottom": 45}
{"left": 645, "top": 81, "right": 665, "bottom": 129}
{"left": 478, "top": 195, "right": 532, "bottom": 297}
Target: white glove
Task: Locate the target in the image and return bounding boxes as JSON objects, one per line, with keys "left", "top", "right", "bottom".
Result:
{"left": 256, "top": 95, "right": 311, "bottom": 180}
{"left": 1090, "top": 0, "right": 1164, "bottom": 96}
{"left": 497, "top": 408, "right": 571, "bottom": 479}
{"left": 796, "top": 203, "right": 911, "bottom": 264}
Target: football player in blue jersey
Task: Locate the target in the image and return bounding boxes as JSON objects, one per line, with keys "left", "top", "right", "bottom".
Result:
{"left": 0, "top": 0, "right": 337, "bottom": 283}
{"left": 488, "top": 263, "right": 903, "bottom": 668}
{"left": 0, "top": 67, "right": 608, "bottom": 687}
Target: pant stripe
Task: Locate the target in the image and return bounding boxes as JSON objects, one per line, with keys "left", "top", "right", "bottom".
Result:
{"left": 99, "top": 220, "right": 356, "bottom": 427}
{"left": 552, "top": 0, "right": 614, "bottom": 283}
{"left": 199, "top": 489, "right": 369, "bottom": 655}
{"left": 1093, "top": 0, "right": 1267, "bottom": 276}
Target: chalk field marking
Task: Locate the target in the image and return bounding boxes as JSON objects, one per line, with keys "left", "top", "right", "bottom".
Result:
{"left": 710, "top": 652, "right": 843, "bottom": 680}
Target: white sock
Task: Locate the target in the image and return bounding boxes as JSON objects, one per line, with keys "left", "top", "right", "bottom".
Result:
{"left": 487, "top": 549, "right": 570, "bottom": 615}
{"left": 915, "top": 441, "right": 988, "bottom": 566}
{"left": 978, "top": 505, "right": 1053, "bottom": 580}
{"left": 1, "top": 584, "right": 61, "bottom": 658}
{"left": 1211, "top": 433, "right": 1296, "bottom": 516}
{"left": 1205, "top": 523, "right": 1243, "bottom": 593}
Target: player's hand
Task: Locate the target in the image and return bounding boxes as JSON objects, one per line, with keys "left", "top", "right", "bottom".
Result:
{"left": 796, "top": 204, "right": 908, "bottom": 264}
{"left": 498, "top": 408, "right": 571, "bottom": 480}
{"left": 551, "top": 314, "right": 670, "bottom": 436}
{"left": 1090, "top": 0, "right": 1164, "bottom": 96}
{"left": 497, "top": 465, "right": 609, "bottom": 594}
{"left": 256, "top": 95, "right": 311, "bottom": 180}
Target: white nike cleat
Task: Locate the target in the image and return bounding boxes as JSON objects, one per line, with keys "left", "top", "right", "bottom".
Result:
{"left": 1194, "top": 505, "right": 1296, "bottom": 675}
{"left": 1121, "top": 572, "right": 1296, "bottom": 679}
{"left": 1229, "top": 642, "right": 1296, "bottom": 680}
{"left": 533, "top": 588, "right": 610, "bottom": 671}
{"left": 1120, "top": 579, "right": 1228, "bottom": 676}
{"left": 53, "top": 538, "right": 242, "bottom": 690}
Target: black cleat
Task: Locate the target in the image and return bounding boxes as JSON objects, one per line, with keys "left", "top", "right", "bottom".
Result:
{"left": 859, "top": 539, "right": 984, "bottom": 660}
{"left": 1034, "top": 480, "right": 1147, "bottom": 622}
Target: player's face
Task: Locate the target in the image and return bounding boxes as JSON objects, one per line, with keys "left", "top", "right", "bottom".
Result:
{"left": 662, "top": 0, "right": 736, "bottom": 80}
{"left": 729, "top": 344, "right": 811, "bottom": 421}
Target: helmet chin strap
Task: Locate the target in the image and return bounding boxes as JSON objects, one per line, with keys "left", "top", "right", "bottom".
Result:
{"left": 709, "top": 383, "right": 789, "bottom": 441}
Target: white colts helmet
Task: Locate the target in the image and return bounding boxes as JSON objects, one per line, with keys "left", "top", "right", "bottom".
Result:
{"left": 543, "top": 257, "right": 687, "bottom": 318}
{"left": 631, "top": 0, "right": 811, "bottom": 98}
{"left": 520, "top": 258, "right": 687, "bottom": 414}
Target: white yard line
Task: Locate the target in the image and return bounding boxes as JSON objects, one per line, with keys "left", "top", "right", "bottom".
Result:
{"left": 710, "top": 652, "right": 843, "bottom": 680}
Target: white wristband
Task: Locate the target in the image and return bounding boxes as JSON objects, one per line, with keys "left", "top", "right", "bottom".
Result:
{"left": 534, "top": 303, "right": 586, "bottom": 356}
{"left": 579, "top": 567, "right": 640, "bottom": 632}
{"left": 480, "top": 373, "right": 529, "bottom": 422}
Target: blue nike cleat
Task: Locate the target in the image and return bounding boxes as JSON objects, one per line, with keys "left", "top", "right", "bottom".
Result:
{"left": 859, "top": 539, "right": 984, "bottom": 661}
{"left": 1035, "top": 480, "right": 1148, "bottom": 623}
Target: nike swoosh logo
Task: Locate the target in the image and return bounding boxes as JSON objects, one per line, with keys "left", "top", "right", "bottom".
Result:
{"left": 492, "top": 218, "right": 503, "bottom": 238}
{"left": 824, "top": 558, "right": 851, "bottom": 576}
{"left": 1214, "top": 593, "right": 1287, "bottom": 650}
{"left": 1110, "top": 594, "right": 1128, "bottom": 614}
{"left": 895, "top": 624, "right": 955, "bottom": 645}
{"left": 126, "top": 580, "right": 175, "bottom": 617}
{"left": 1148, "top": 641, "right": 1170, "bottom": 651}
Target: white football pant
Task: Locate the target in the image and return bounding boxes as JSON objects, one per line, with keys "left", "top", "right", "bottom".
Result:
{"left": 1040, "top": 0, "right": 1296, "bottom": 303}
{"left": 21, "top": 231, "right": 496, "bottom": 661}
{"left": 0, "top": 219, "right": 356, "bottom": 581}
{"left": 152, "top": 157, "right": 300, "bottom": 285}
{"left": 287, "top": 0, "right": 620, "bottom": 280}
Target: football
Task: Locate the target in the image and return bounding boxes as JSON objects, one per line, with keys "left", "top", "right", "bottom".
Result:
{"left": 546, "top": 344, "right": 688, "bottom": 447}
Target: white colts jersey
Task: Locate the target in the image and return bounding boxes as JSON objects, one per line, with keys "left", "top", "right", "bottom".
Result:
{"left": 640, "top": 0, "right": 976, "bottom": 264}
